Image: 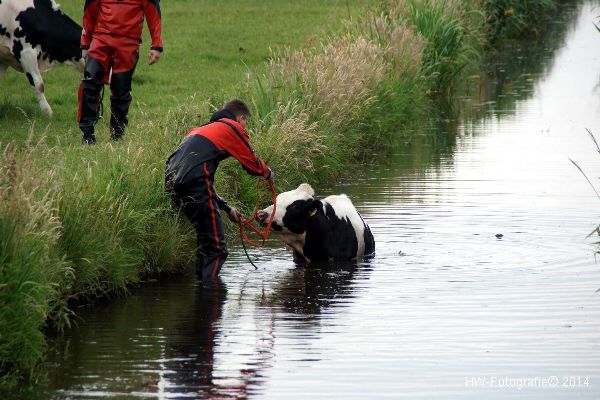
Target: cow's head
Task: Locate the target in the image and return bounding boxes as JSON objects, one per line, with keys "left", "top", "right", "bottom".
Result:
{"left": 257, "top": 183, "right": 318, "bottom": 254}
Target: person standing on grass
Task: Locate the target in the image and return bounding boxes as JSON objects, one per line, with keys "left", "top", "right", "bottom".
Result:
{"left": 165, "top": 99, "right": 273, "bottom": 281}
{"left": 77, "top": 0, "right": 163, "bottom": 145}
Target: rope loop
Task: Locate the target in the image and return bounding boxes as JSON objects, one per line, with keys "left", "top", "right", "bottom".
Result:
{"left": 239, "top": 179, "right": 277, "bottom": 248}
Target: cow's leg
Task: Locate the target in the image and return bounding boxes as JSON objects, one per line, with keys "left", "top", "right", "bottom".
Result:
{"left": 0, "top": 64, "right": 7, "bottom": 80}
{"left": 19, "top": 49, "right": 52, "bottom": 116}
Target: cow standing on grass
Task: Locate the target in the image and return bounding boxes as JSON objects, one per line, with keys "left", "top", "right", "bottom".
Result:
{"left": 257, "top": 183, "right": 375, "bottom": 264}
{"left": 0, "top": 0, "right": 84, "bottom": 116}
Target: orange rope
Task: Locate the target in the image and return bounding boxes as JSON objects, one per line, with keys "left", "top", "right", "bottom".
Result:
{"left": 239, "top": 179, "right": 277, "bottom": 248}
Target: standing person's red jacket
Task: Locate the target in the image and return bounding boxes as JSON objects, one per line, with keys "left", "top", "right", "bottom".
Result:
{"left": 80, "top": 0, "right": 163, "bottom": 52}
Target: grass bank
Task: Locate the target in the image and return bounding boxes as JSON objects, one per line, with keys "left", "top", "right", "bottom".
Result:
{"left": 0, "top": 0, "right": 561, "bottom": 385}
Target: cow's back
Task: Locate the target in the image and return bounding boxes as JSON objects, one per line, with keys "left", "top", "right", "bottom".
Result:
{"left": 0, "top": 0, "right": 82, "bottom": 67}
{"left": 17, "top": 0, "right": 82, "bottom": 64}
{"left": 322, "top": 194, "right": 374, "bottom": 258}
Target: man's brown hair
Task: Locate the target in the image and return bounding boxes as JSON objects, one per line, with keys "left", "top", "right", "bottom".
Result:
{"left": 223, "top": 98, "right": 251, "bottom": 119}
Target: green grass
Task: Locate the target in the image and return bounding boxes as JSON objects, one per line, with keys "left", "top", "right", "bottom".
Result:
{"left": 0, "top": 0, "right": 562, "bottom": 386}
{"left": 0, "top": 0, "right": 369, "bottom": 145}
{"left": 405, "top": 0, "right": 484, "bottom": 92}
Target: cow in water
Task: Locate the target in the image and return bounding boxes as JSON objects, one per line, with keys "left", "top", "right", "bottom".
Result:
{"left": 257, "top": 183, "right": 375, "bottom": 263}
{"left": 0, "top": 0, "right": 84, "bottom": 116}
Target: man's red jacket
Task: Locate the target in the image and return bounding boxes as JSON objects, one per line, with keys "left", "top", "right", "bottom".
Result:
{"left": 81, "top": 0, "right": 163, "bottom": 51}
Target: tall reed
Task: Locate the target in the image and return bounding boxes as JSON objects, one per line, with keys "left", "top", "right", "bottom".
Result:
{"left": 569, "top": 129, "right": 600, "bottom": 254}
{"left": 0, "top": 144, "right": 71, "bottom": 382}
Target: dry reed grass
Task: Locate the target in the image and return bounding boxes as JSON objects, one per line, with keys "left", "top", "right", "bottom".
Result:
{"left": 0, "top": 143, "right": 73, "bottom": 377}
{"left": 253, "top": 101, "right": 324, "bottom": 177}
{"left": 364, "top": 14, "right": 427, "bottom": 76}
{"left": 0, "top": 144, "right": 63, "bottom": 266}
{"left": 267, "top": 35, "right": 387, "bottom": 130}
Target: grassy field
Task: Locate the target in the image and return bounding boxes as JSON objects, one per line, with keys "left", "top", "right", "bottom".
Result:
{"left": 0, "top": 0, "right": 561, "bottom": 386}
{"left": 0, "top": 0, "right": 369, "bottom": 144}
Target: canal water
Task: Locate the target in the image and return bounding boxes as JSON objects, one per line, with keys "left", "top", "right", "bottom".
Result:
{"left": 25, "top": 1, "right": 600, "bottom": 399}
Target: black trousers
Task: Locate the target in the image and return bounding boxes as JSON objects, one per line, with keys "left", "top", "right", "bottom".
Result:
{"left": 181, "top": 201, "right": 228, "bottom": 280}
{"left": 77, "top": 46, "right": 138, "bottom": 135}
{"left": 172, "top": 170, "right": 228, "bottom": 280}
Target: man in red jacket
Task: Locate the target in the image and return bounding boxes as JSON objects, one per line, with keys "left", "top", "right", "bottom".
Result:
{"left": 77, "top": 0, "right": 163, "bottom": 144}
{"left": 165, "top": 99, "right": 273, "bottom": 280}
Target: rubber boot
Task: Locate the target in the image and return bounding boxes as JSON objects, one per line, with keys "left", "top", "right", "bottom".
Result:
{"left": 78, "top": 56, "right": 104, "bottom": 144}
{"left": 109, "top": 71, "right": 133, "bottom": 141}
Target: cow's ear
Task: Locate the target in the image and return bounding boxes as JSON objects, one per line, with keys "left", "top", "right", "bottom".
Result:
{"left": 306, "top": 198, "right": 321, "bottom": 217}
{"left": 297, "top": 183, "right": 315, "bottom": 198}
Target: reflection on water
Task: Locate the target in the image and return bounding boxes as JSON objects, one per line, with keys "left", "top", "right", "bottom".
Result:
{"left": 33, "top": 257, "right": 373, "bottom": 399}
{"left": 21, "top": 1, "right": 600, "bottom": 399}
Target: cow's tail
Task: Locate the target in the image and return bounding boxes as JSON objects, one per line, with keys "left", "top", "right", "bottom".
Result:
{"left": 363, "top": 222, "right": 375, "bottom": 257}
{"left": 357, "top": 212, "right": 375, "bottom": 257}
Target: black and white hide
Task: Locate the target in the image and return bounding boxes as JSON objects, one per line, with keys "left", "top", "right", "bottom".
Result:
{"left": 0, "top": 0, "right": 84, "bottom": 115}
{"left": 257, "top": 183, "right": 375, "bottom": 263}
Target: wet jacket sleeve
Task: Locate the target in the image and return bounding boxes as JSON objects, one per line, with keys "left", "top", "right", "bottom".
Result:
{"left": 81, "top": 0, "right": 100, "bottom": 49}
{"left": 144, "top": 0, "right": 163, "bottom": 52}
{"left": 232, "top": 133, "right": 270, "bottom": 178}
{"left": 238, "top": 154, "right": 271, "bottom": 179}
{"left": 221, "top": 122, "right": 271, "bottom": 178}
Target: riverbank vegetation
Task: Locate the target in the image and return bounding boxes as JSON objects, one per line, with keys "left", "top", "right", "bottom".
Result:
{"left": 0, "top": 0, "right": 563, "bottom": 386}
{"left": 487, "top": 0, "right": 559, "bottom": 41}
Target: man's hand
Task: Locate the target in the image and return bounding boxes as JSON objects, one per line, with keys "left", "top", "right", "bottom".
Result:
{"left": 82, "top": 49, "right": 88, "bottom": 61}
{"left": 260, "top": 168, "right": 273, "bottom": 181}
{"left": 148, "top": 49, "right": 161, "bottom": 65}
{"left": 228, "top": 207, "right": 242, "bottom": 224}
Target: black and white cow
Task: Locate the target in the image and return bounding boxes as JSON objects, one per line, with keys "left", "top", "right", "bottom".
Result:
{"left": 257, "top": 183, "right": 375, "bottom": 263}
{"left": 0, "top": 0, "right": 84, "bottom": 115}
